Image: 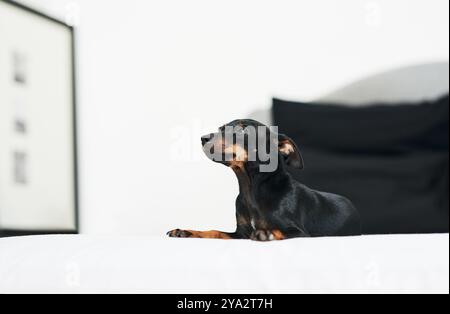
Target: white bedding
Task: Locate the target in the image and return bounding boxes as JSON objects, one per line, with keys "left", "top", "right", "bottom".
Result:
{"left": 0, "top": 234, "right": 448, "bottom": 294}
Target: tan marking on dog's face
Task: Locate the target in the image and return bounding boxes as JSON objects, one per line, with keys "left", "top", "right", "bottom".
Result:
{"left": 224, "top": 144, "right": 248, "bottom": 162}
{"left": 211, "top": 136, "right": 224, "bottom": 149}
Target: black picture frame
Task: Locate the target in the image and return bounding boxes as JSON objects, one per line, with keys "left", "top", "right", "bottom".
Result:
{"left": 0, "top": 0, "right": 79, "bottom": 238}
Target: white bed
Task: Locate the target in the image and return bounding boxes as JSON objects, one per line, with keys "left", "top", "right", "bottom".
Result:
{"left": 0, "top": 234, "right": 448, "bottom": 294}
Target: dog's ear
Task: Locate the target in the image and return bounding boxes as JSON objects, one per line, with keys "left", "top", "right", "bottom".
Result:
{"left": 278, "top": 134, "right": 304, "bottom": 169}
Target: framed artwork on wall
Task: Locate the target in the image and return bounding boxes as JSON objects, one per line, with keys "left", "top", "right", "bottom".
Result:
{"left": 0, "top": 0, "right": 78, "bottom": 237}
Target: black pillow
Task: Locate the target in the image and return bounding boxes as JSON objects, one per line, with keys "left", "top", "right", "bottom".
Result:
{"left": 273, "top": 96, "right": 449, "bottom": 235}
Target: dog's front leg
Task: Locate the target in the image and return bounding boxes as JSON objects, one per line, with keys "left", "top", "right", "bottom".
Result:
{"left": 167, "top": 229, "right": 238, "bottom": 239}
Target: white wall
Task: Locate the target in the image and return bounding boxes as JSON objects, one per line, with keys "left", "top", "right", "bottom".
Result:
{"left": 0, "top": 2, "right": 75, "bottom": 230}
{"left": 16, "top": 0, "right": 450, "bottom": 236}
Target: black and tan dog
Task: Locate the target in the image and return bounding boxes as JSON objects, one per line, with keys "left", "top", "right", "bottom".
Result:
{"left": 168, "top": 119, "right": 361, "bottom": 241}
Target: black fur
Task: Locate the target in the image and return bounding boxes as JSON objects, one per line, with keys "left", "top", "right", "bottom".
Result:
{"left": 168, "top": 119, "right": 361, "bottom": 241}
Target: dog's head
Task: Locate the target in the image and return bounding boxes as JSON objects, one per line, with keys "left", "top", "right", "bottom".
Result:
{"left": 201, "top": 119, "right": 304, "bottom": 172}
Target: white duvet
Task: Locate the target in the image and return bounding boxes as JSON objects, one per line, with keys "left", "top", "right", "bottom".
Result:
{"left": 0, "top": 234, "right": 448, "bottom": 294}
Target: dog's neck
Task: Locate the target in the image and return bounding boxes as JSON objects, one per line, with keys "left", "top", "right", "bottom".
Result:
{"left": 231, "top": 158, "right": 290, "bottom": 209}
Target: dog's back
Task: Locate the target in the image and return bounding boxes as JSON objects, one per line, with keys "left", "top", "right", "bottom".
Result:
{"left": 294, "top": 181, "right": 362, "bottom": 237}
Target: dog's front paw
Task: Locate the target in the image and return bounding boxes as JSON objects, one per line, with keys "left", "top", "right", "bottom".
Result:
{"left": 250, "top": 230, "right": 285, "bottom": 242}
{"left": 167, "top": 229, "right": 193, "bottom": 238}
{"left": 250, "top": 230, "right": 274, "bottom": 242}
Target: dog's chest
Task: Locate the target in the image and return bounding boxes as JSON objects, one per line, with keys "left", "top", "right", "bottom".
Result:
{"left": 248, "top": 211, "right": 270, "bottom": 230}
{"left": 251, "top": 219, "right": 256, "bottom": 230}
{"left": 238, "top": 195, "right": 272, "bottom": 230}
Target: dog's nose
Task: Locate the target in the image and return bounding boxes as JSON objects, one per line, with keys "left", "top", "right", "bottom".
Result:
{"left": 201, "top": 135, "right": 211, "bottom": 146}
